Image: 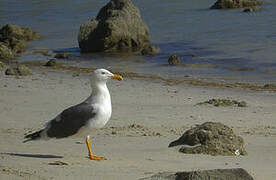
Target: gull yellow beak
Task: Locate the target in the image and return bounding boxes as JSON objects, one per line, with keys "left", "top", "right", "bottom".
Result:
{"left": 111, "top": 74, "right": 123, "bottom": 81}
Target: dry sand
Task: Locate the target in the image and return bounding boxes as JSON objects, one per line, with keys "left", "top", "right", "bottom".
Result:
{"left": 0, "top": 67, "right": 276, "bottom": 180}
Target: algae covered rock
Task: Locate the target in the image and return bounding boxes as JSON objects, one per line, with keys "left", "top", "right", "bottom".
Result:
{"left": 5, "top": 65, "right": 32, "bottom": 76}
{"left": 78, "top": 0, "right": 158, "bottom": 54}
{"left": 0, "top": 43, "right": 14, "bottom": 61}
{"left": 141, "top": 168, "right": 254, "bottom": 180}
{"left": 0, "top": 24, "right": 40, "bottom": 41}
{"left": 210, "top": 0, "right": 265, "bottom": 9}
{"left": 169, "top": 122, "right": 247, "bottom": 156}
{"left": 0, "top": 24, "right": 41, "bottom": 60}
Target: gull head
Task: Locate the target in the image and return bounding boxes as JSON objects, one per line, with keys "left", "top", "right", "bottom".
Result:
{"left": 91, "top": 69, "right": 123, "bottom": 83}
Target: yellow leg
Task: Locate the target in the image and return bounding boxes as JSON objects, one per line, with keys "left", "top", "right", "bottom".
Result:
{"left": 86, "top": 135, "right": 106, "bottom": 160}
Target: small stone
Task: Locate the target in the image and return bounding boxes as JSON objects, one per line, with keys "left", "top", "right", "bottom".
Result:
{"left": 72, "top": 72, "right": 80, "bottom": 77}
{"left": 45, "top": 59, "right": 57, "bottom": 67}
{"left": 238, "top": 101, "right": 247, "bottom": 107}
{"left": 168, "top": 55, "right": 181, "bottom": 65}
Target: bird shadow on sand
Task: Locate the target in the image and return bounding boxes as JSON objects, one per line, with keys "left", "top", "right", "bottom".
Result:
{"left": 1, "top": 152, "right": 63, "bottom": 159}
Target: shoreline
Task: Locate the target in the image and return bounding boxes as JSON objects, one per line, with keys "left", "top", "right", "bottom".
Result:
{"left": 20, "top": 60, "right": 276, "bottom": 93}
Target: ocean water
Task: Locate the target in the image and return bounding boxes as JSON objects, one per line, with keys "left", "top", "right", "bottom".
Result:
{"left": 1, "top": 0, "right": 276, "bottom": 84}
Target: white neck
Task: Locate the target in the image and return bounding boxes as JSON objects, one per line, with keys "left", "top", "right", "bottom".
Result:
{"left": 85, "top": 80, "right": 111, "bottom": 104}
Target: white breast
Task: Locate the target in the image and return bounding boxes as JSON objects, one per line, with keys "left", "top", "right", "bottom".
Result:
{"left": 88, "top": 102, "right": 112, "bottom": 128}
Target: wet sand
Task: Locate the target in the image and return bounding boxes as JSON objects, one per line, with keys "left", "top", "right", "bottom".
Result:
{"left": 0, "top": 67, "right": 276, "bottom": 179}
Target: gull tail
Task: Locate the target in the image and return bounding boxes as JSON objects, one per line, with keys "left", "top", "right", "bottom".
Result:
{"left": 23, "top": 129, "right": 44, "bottom": 143}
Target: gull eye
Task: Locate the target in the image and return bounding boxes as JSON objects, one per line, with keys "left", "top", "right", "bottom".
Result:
{"left": 101, "top": 72, "right": 106, "bottom": 75}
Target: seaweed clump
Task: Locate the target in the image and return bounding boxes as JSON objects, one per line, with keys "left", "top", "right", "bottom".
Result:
{"left": 197, "top": 98, "right": 247, "bottom": 107}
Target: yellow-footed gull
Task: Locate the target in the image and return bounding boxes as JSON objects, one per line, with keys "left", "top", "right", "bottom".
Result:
{"left": 24, "top": 69, "right": 123, "bottom": 160}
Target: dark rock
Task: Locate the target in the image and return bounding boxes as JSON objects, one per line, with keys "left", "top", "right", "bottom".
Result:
{"left": 141, "top": 168, "right": 254, "bottom": 180}
{"left": 210, "top": 0, "right": 265, "bottom": 9}
{"left": 54, "top": 52, "right": 69, "bottom": 59}
{"left": 169, "top": 122, "right": 247, "bottom": 156}
{"left": 0, "top": 43, "right": 14, "bottom": 61}
{"left": 168, "top": 55, "right": 181, "bottom": 65}
{"left": 5, "top": 65, "right": 32, "bottom": 76}
{"left": 45, "top": 59, "right": 57, "bottom": 67}
{"left": 78, "top": 0, "right": 158, "bottom": 54}
{"left": 243, "top": 6, "right": 261, "bottom": 12}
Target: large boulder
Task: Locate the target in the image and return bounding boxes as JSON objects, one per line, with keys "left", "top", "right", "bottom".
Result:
{"left": 78, "top": 0, "right": 158, "bottom": 55}
{"left": 169, "top": 122, "right": 247, "bottom": 156}
{"left": 141, "top": 168, "right": 254, "bottom": 180}
{"left": 210, "top": 0, "right": 265, "bottom": 9}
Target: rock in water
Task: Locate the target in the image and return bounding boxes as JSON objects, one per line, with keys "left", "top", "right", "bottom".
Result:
{"left": 169, "top": 122, "right": 247, "bottom": 156}
{"left": 78, "top": 0, "right": 158, "bottom": 55}
{"left": 0, "top": 24, "right": 41, "bottom": 41}
{"left": 141, "top": 168, "right": 254, "bottom": 180}
{"left": 210, "top": 0, "right": 265, "bottom": 9}
{"left": 168, "top": 55, "right": 181, "bottom": 65}
{"left": 0, "top": 24, "right": 41, "bottom": 61}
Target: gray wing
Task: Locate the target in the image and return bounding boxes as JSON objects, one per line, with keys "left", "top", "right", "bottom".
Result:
{"left": 45, "top": 102, "right": 96, "bottom": 138}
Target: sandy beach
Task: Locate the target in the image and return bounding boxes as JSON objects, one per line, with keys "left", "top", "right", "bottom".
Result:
{"left": 0, "top": 66, "right": 276, "bottom": 180}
